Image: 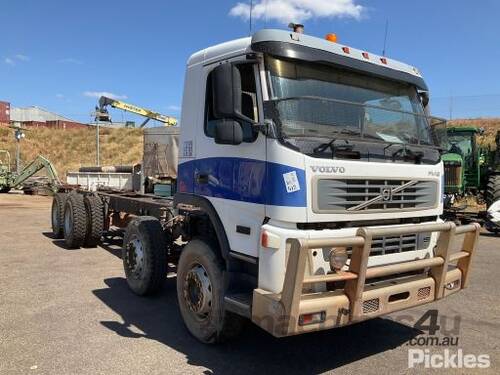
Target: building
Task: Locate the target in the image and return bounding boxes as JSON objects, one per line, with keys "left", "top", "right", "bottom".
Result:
{"left": 9, "top": 105, "right": 87, "bottom": 129}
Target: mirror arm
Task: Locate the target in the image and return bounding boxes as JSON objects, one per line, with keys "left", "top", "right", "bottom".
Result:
{"left": 232, "top": 112, "right": 269, "bottom": 135}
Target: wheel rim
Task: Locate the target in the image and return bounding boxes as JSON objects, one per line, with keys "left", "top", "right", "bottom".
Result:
{"left": 64, "top": 204, "right": 73, "bottom": 235}
{"left": 183, "top": 263, "right": 212, "bottom": 319}
{"left": 125, "top": 237, "right": 146, "bottom": 279}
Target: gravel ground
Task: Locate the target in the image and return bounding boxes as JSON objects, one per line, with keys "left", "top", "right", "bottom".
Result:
{"left": 0, "top": 193, "right": 499, "bottom": 375}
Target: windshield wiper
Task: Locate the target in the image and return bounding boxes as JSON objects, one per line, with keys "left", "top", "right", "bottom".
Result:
{"left": 312, "top": 138, "right": 359, "bottom": 159}
{"left": 391, "top": 144, "right": 424, "bottom": 163}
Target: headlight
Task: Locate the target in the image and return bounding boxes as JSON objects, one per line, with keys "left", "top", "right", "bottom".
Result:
{"left": 329, "top": 247, "right": 348, "bottom": 272}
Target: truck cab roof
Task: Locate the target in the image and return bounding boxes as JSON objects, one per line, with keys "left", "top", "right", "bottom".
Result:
{"left": 188, "top": 29, "right": 427, "bottom": 90}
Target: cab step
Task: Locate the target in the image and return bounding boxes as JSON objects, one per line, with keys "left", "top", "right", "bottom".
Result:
{"left": 224, "top": 293, "right": 252, "bottom": 319}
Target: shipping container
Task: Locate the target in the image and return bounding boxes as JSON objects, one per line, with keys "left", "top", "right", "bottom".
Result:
{"left": 0, "top": 101, "right": 10, "bottom": 123}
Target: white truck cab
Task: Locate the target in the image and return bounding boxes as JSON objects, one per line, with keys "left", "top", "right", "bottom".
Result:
{"left": 178, "top": 29, "right": 441, "bottom": 288}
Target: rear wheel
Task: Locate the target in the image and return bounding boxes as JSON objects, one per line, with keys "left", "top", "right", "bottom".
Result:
{"left": 51, "top": 193, "right": 68, "bottom": 238}
{"left": 486, "top": 175, "right": 500, "bottom": 207}
{"left": 176, "top": 239, "right": 244, "bottom": 343}
{"left": 122, "top": 217, "right": 167, "bottom": 295}
{"left": 83, "top": 195, "right": 104, "bottom": 247}
{"left": 63, "top": 193, "right": 87, "bottom": 248}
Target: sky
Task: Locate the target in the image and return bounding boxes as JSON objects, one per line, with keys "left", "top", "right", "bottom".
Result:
{"left": 1, "top": 0, "right": 500, "bottom": 124}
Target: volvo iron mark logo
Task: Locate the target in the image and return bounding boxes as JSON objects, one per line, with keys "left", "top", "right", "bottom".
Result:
{"left": 310, "top": 166, "right": 346, "bottom": 174}
{"left": 381, "top": 187, "right": 393, "bottom": 201}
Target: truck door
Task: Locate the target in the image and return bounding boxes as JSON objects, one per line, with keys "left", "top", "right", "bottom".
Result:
{"left": 193, "top": 59, "right": 266, "bottom": 258}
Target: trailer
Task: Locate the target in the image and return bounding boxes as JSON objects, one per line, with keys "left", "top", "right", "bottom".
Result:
{"left": 50, "top": 26, "right": 481, "bottom": 344}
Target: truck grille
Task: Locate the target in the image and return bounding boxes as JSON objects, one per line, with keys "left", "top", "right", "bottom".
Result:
{"left": 315, "top": 179, "right": 438, "bottom": 213}
{"left": 347, "top": 232, "right": 431, "bottom": 257}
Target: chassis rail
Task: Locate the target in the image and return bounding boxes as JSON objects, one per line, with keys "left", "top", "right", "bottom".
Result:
{"left": 252, "top": 222, "right": 481, "bottom": 337}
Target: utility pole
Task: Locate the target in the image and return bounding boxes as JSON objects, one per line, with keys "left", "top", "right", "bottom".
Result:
{"left": 96, "top": 117, "right": 100, "bottom": 166}
{"left": 13, "top": 125, "right": 25, "bottom": 173}
{"left": 92, "top": 109, "right": 101, "bottom": 166}
{"left": 449, "top": 95, "right": 453, "bottom": 120}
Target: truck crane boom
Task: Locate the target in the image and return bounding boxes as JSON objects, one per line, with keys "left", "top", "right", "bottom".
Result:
{"left": 97, "top": 96, "right": 177, "bottom": 128}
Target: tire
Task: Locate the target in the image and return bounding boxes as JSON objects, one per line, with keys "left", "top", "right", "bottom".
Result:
{"left": 486, "top": 175, "right": 500, "bottom": 207}
{"left": 176, "top": 239, "right": 244, "bottom": 343}
{"left": 122, "top": 216, "right": 167, "bottom": 295}
{"left": 63, "top": 193, "right": 87, "bottom": 248}
{"left": 83, "top": 195, "right": 104, "bottom": 247}
{"left": 51, "top": 193, "right": 68, "bottom": 238}
{"left": 0, "top": 186, "right": 11, "bottom": 193}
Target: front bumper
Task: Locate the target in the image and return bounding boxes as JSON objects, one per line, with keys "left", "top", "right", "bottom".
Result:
{"left": 252, "top": 222, "right": 480, "bottom": 337}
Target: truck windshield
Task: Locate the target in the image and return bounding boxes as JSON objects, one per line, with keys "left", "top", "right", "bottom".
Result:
{"left": 264, "top": 56, "right": 434, "bottom": 146}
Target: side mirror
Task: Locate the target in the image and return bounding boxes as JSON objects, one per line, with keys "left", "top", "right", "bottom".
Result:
{"left": 212, "top": 63, "right": 242, "bottom": 119}
{"left": 214, "top": 120, "right": 243, "bottom": 145}
{"left": 419, "top": 91, "right": 429, "bottom": 108}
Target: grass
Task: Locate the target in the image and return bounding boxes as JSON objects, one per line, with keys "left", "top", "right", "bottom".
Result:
{"left": 0, "top": 126, "right": 143, "bottom": 180}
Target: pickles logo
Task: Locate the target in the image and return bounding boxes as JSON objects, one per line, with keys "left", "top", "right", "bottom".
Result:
{"left": 310, "top": 166, "right": 345, "bottom": 173}
{"left": 408, "top": 349, "right": 490, "bottom": 369}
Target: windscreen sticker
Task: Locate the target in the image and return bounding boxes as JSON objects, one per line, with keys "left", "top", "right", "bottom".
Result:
{"left": 283, "top": 171, "right": 300, "bottom": 193}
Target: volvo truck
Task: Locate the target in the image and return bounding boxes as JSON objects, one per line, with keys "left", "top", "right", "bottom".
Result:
{"left": 51, "top": 28, "right": 480, "bottom": 343}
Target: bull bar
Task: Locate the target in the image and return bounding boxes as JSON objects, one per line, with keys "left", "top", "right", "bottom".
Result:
{"left": 251, "top": 222, "right": 481, "bottom": 337}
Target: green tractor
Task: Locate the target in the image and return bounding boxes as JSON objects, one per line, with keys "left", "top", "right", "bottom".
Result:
{"left": 442, "top": 127, "right": 500, "bottom": 227}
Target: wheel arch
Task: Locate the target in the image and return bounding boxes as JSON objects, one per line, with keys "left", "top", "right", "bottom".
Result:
{"left": 174, "top": 193, "right": 232, "bottom": 266}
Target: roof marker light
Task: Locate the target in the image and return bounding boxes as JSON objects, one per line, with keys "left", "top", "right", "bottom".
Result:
{"left": 325, "top": 33, "right": 338, "bottom": 42}
{"left": 342, "top": 46, "right": 350, "bottom": 54}
{"left": 362, "top": 52, "right": 369, "bottom": 59}
{"left": 380, "top": 57, "right": 387, "bottom": 65}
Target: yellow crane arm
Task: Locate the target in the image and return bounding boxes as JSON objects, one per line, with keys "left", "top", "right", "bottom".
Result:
{"left": 98, "top": 96, "right": 177, "bottom": 127}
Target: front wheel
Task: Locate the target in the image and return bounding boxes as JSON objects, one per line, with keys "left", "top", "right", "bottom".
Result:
{"left": 176, "top": 239, "right": 244, "bottom": 343}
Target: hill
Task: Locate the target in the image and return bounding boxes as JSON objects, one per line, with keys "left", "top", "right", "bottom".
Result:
{"left": 0, "top": 126, "right": 143, "bottom": 180}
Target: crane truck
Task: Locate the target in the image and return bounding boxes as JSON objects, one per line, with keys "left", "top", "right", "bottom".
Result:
{"left": 51, "top": 27, "right": 481, "bottom": 343}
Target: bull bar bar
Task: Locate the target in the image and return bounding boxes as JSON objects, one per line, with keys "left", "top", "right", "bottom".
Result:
{"left": 251, "top": 222, "right": 481, "bottom": 337}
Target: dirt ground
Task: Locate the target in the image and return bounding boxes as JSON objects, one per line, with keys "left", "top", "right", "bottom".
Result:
{"left": 0, "top": 193, "right": 499, "bottom": 375}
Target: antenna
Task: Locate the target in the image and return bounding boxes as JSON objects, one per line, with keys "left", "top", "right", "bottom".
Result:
{"left": 382, "top": 19, "right": 389, "bottom": 56}
{"left": 249, "top": 0, "right": 253, "bottom": 35}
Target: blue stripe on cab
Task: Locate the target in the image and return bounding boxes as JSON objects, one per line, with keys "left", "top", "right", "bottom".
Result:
{"left": 178, "top": 157, "right": 306, "bottom": 207}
